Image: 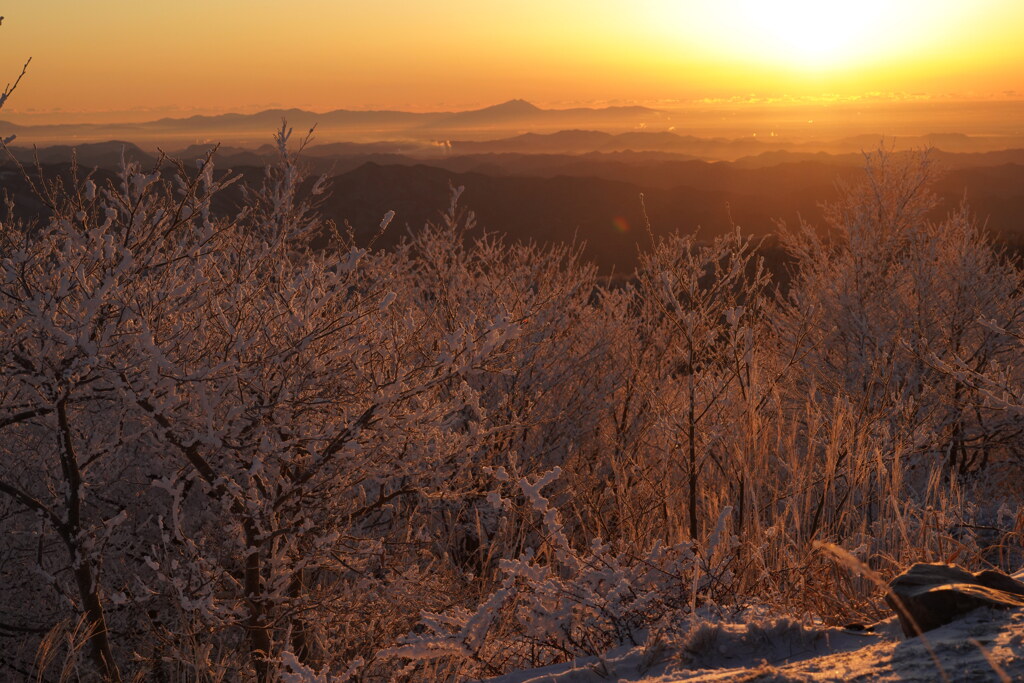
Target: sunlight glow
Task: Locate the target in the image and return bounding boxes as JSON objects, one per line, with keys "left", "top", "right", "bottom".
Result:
{"left": 734, "top": 0, "right": 889, "bottom": 67}
{"left": 0, "top": 0, "right": 1022, "bottom": 118}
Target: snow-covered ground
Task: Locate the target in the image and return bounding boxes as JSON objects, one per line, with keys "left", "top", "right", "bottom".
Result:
{"left": 488, "top": 571, "right": 1024, "bottom": 683}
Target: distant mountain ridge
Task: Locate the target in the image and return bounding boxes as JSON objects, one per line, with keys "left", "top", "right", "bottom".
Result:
{"left": 0, "top": 100, "right": 666, "bottom": 146}
{"left": 6, "top": 135, "right": 1024, "bottom": 177}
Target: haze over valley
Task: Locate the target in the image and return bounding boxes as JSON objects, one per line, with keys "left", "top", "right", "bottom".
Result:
{"left": 4, "top": 97, "right": 1024, "bottom": 272}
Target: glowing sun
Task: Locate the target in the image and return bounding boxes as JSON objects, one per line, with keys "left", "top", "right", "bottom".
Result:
{"left": 733, "top": 0, "right": 889, "bottom": 67}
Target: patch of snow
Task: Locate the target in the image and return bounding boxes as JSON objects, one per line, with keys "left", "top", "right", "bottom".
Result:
{"left": 486, "top": 606, "right": 1024, "bottom": 682}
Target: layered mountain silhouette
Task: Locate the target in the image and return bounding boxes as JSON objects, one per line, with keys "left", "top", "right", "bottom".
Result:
{"left": 5, "top": 144, "right": 1021, "bottom": 274}
{"left": 0, "top": 100, "right": 665, "bottom": 146}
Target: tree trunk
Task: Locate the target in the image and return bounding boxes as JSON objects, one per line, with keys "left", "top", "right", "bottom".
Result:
{"left": 57, "top": 399, "right": 121, "bottom": 681}
{"left": 243, "top": 522, "right": 273, "bottom": 682}
{"left": 73, "top": 561, "right": 121, "bottom": 682}
{"left": 289, "top": 572, "right": 316, "bottom": 668}
{"left": 688, "top": 354, "right": 698, "bottom": 541}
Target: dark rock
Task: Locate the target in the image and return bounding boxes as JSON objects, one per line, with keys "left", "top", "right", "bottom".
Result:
{"left": 886, "top": 563, "right": 1024, "bottom": 637}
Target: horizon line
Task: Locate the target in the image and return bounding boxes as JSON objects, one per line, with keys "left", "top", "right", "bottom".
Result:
{"left": 4, "top": 92, "right": 1024, "bottom": 128}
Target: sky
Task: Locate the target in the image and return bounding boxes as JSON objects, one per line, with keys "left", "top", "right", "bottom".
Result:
{"left": 1, "top": 1, "right": 1023, "bottom": 122}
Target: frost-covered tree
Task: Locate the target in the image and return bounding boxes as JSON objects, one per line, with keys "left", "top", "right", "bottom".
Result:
{"left": 0, "top": 147, "right": 237, "bottom": 680}
{"left": 634, "top": 229, "right": 770, "bottom": 541}
{"left": 0, "top": 132, "right": 446, "bottom": 677}
{"left": 0, "top": 124, "right": 609, "bottom": 679}
{"left": 778, "top": 149, "right": 1024, "bottom": 480}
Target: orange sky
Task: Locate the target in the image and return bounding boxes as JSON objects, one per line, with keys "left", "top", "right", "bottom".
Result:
{"left": 2, "top": 1, "right": 1023, "bottom": 123}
